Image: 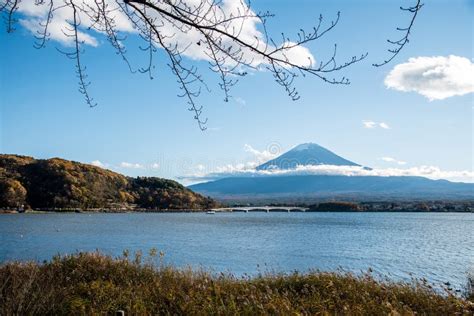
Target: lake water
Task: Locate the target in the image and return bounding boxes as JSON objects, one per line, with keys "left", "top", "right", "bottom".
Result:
{"left": 1, "top": 212, "right": 473, "bottom": 290}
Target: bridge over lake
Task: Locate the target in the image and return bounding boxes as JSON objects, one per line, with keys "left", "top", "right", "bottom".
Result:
{"left": 211, "top": 206, "right": 309, "bottom": 213}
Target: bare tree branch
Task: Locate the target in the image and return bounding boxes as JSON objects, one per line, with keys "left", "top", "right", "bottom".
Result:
{"left": 138, "top": 16, "right": 156, "bottom": 79}
{"left": 2, "top": 0, "right": 20, "bottom": 33}
{"left": 56, "top": 0, "right": 97, "bottom": 107}
{"left": 33, "top": 0, "right": 54, "bottom": 49}
{"left": 373, "top": 0, "right": 423, "bottom": 67}
{"left": 126, "top": 0, "right": 208, "bottom": 130}
{"left": 87, "top": 0, "right": 136, "bottom": 72}
{"left": 2, "top": 0, "right": 418, "bottom": 130}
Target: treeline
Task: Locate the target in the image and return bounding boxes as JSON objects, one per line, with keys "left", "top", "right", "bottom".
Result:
{"left": 307, "top": 202, "right": 361, "bottom": 212}
{"left": 0, "top": 155, "right": 217, "bottom": 210}
{"left": 307, "top": 201, "right": 474, "bottom": 212}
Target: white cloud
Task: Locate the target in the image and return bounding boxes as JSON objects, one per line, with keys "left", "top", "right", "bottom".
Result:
{"left": 120, "top": 162, "right": 144, "bottom": 169}
{"left": 17, "top": 0, "right": 134, "bottom": 47}
{"left": 91, "top": 160, "right": 160, "bottom": 171}
{"left": 363, "top": 121, "right": 377, "bottom": 129}
{"left": 385, "top": 55, "right": 474, "bottom": 100}
{"left": 234, "top": 97, "right": 247, "bottom": 107}
{"left": 197, "top": 164, "right": 205, "bottom": 171}
{"left": 150, "top": 163, "right": 160, "bottom": 170}
{"left": 185, "top": 164, "right": 473, "bottom": 183}
{"left": 91, "top": 160, "right": 105, "bottom": 168}
{"left": 363, "top": 121, "right": 390, "bottom": 129}
{"left": 182, "top": 144, "right": 472, "bottom": 183}
{"left": 379, "top": 122, "right": 390, "bottom": 129}
{"left": 381, "top": 157, "right": 407, "bottom": 166}
{"left": 19, "top": 18, "right": 98, "bottom": 47}
{"left": 244, "top": 144, "right": 281, "bottom": 165}
{"left": 179, "top": 144, "right": 282, "bottom": 183}
{"left": 16, "top": 0, "right": 314, "bottom": 69}
{"left": 272, "top": 42, "right": 316, "bottom": 68}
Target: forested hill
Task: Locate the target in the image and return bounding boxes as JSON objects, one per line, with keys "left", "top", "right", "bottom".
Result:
{"left": 0, "top": 155, "right": 217, "bottom": 210}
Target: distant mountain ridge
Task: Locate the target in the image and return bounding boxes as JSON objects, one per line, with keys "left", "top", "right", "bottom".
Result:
{"left": 0, "top": 154, "right": 217, "bottom": 210}
{"left": 190, "top": 175, "right": 473, "bottom": 201}
{"left": 190, "top": 143, "right": 474, "bottom": 202}
{"left": 257, "top": 143, "right": 360, "bottom": 170}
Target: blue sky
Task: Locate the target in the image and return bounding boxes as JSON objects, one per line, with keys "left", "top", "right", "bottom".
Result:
{"left": 1, "top": 0, "right": 473, "bottom": 183}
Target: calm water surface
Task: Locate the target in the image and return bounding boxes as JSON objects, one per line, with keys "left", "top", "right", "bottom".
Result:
{"left": 0, "top": 212, "right": 473, "bottom": 289}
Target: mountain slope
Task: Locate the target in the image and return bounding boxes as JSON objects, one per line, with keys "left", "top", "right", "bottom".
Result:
{"left": 190, "top": 143, "right": 473, "bottom": 202}
{"left": 257, "top": 143, "right": 360, "bottom": 170}
{"left": 189, "top": 175, "right": 474, "bottom": 201}
{"left": 0, "top": 154, "right": 217, "bottom": 210}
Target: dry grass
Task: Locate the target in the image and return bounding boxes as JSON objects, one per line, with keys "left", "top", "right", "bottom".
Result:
{"left": 1, "top": 252, "right": 473, "bottom": 315}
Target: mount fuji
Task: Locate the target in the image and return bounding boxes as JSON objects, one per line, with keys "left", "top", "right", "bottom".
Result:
{"left": 189, "top": 143, "right": 473, "bottom": 202}
{"left": 256, "top": 143, "right": 360, "bottom": 170}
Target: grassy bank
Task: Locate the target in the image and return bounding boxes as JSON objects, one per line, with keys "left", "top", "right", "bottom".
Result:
{"left": 1, "top": 253, "right": 473, "bottom": 315}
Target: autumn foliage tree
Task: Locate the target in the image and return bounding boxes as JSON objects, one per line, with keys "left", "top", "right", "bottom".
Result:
{"left": 0, "top": 179, "right": 27, "bottom": 208}
{"left": 0, "top": 155, "right": 217, "bottom": 210}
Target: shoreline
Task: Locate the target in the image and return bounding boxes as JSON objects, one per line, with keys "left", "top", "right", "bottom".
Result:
{"left": 1, "top": 209, "right": 473, "bottom": 214}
